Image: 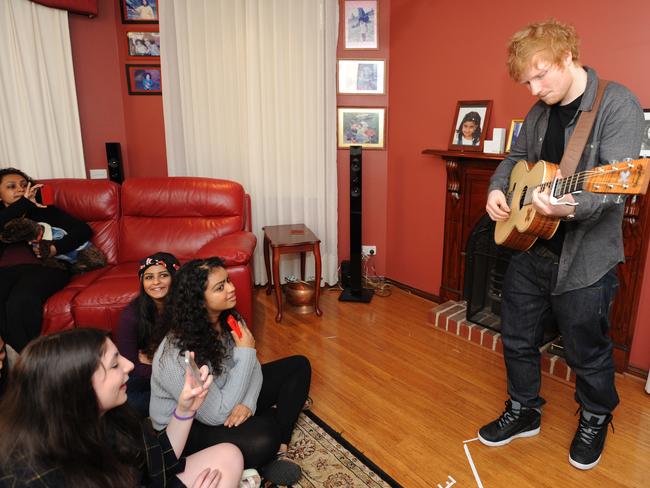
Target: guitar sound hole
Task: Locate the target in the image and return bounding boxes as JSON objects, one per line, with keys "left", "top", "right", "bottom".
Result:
{"left": 519, "top": 186, "right": 528, "bottom": 209}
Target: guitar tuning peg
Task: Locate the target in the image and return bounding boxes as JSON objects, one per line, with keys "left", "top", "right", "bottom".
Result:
{"left": 622, "top": 157, "right": 635, "bottom": 167}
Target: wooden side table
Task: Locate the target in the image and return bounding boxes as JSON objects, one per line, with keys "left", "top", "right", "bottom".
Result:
{"left": 263, "top": 224, "right": 323, "bottom": 322}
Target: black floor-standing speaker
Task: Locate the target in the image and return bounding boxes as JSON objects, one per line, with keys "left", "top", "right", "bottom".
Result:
{"left": 106, "top": 142, "right": 124, "bottom": 184}
{"left": 340, "top": 145, "right": 374, "bottom": 303}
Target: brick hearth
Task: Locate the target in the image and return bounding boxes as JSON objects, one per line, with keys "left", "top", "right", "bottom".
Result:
{"left": 428, "top": 300, "right": 576, "bottom": 384}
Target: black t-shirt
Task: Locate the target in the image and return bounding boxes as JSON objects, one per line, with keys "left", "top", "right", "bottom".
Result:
{"left": 538, "top": 94, "right": 583, "bottom": 255}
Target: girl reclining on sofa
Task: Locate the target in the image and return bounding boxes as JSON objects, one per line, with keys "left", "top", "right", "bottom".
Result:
{"left": 0, "top": 167, "right": 92, "bottom": 352}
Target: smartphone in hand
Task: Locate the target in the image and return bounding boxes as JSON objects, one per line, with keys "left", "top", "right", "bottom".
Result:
{"left": 35, "top": 185, "right": 54, "bottom": 206}
{"left": 184, "top": 351, "right": 204, "bottom": 387}
{"left": 226, "top": 311, "right": 243, "bottom": 339}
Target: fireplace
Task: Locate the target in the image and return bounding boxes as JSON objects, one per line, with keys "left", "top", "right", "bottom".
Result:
{"left": 463, "top": 214, "right": 512, "bottom": 331}
{"left": 463, "top": 213, "right": 561, "bottom": 348}
{"left": 424, "top": 148, "right": 647, "bottom": 372}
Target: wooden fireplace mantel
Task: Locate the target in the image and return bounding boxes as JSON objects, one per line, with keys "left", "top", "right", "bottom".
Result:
{"left": 423, "top": 147, "right": 649, "bottom": 372}
{"left": 421, "top": 149, "right": 506, "bottom": 161}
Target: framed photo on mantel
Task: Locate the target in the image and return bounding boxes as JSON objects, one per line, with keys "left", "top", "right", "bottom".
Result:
{"left": 641, "top": 109, "right": 650, "bottom": 157}
{"left": 505, "top": 118, "right": 524, "bottom": 153}
{"left": 448, "top": 100, "right": 493, "bottom": 152}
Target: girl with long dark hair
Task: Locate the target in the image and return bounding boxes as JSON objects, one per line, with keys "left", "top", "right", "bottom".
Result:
{"left": 150, "top": 257, "right": 311, "bottom": 486}
{"left": 116, "top": 252, "right": 180, "bottom": 416}
{"left": 0, "top": 328, "right": 243, "bottom": 487}
{"left": 0, "top": 167, "right": 92, "bottom": 352}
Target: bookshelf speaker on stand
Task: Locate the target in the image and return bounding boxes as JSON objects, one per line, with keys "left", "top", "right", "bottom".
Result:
{"left": 340, "top": 145, "right": 374, "bottom": 303}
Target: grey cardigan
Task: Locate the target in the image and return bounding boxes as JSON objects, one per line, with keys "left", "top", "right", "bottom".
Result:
{"left": 489, "top": 67, "right": 643, "bottom": 293}
{"left": 149, "top": 335, "right": 263, "bottom": 430}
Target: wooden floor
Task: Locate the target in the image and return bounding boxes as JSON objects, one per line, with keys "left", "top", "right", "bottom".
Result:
{"left": 252, "top": 285, "right": 650, "bottom": 488}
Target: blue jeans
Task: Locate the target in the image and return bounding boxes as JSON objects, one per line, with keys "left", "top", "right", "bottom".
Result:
{"left": 500, "top": 249, "right": 619, "bottom": 414}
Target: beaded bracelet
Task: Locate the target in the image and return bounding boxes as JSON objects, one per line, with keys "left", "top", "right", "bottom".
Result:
{"left": 173, "top": 408, "right": 196, "bottom": 421}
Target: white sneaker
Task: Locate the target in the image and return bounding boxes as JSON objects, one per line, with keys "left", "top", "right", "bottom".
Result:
{"left": 240, "top": 468, "right": 261, "bottom": 488}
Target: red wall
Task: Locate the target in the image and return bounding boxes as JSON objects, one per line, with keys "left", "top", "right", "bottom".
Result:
{"left": 69, "top": 0, "right": 167, "bottom": 179}
{"left": 67, "top": 0, "right": 650, "bottom": 370}
{"left": 386, "top": 0, "right": 650, "bottom": 369}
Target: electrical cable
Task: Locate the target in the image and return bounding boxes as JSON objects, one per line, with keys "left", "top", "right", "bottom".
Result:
{"left": 362, "top": 253, "right": 391, "bottom": 297}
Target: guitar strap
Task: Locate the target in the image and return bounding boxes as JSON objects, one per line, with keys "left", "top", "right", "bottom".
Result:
{"left": 559, "top": 79, "right": 610, "bottom": 176}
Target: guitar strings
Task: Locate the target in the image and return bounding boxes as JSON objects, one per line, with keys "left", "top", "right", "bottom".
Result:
{"left": 506, "top": 165, "right": 640, "bottom": 205}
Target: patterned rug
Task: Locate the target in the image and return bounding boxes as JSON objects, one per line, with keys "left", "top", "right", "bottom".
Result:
{"left": 283, "top": 411, "right": 401, "bottom": 488}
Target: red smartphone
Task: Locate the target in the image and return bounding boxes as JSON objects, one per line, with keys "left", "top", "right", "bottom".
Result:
{"left": 36, "top": 185, "right": 54, "bottom": 206}
{"left": 227, "top": 314, "right": 243, "bottom": 339}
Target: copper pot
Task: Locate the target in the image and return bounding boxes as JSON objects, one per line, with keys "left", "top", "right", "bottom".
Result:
{"left": 284, "top": 281, "right": 315, "bottom": 313}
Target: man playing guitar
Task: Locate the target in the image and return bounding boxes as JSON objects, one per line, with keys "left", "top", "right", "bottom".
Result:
{"left": 480, "top": 19, "right": 644, "bottom": 470}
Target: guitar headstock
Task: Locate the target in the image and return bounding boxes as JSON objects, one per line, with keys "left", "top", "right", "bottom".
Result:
{"left": 582, "top": 159, "right": 649, "bottom": 195}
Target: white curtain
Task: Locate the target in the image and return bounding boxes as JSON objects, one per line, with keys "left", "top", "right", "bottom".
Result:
{"left": 0, "top": 0, "right": 85, "bottom": 179}
{"left": 160, "top": 0, "right": 339, "bottom": 286}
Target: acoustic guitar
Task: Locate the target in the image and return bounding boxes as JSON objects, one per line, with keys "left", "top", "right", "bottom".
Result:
{"left": 494, "top": 159, "right": 649, "bottom": 251}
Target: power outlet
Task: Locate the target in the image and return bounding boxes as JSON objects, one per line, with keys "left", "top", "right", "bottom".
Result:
{"left": 362, "top": 245, "right": 376, "bottom": 256}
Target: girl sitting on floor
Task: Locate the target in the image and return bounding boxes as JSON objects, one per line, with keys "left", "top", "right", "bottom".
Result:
{"left": 0, "top": 328, "right": 243, "bottom": 488}
{"left": 116, "top": 252, "right": 180, "bottom": 417}
{"left": 149, "top": 257, "right": 311, "bottom": 486}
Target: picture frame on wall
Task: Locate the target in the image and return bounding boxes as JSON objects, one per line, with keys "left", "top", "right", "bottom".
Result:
{"left": 505, "top": 118, "right": 524, "bottom": 153}
{"left": 641, "top": 109, "right": 650, "bottom": 157}
{"left": 448, "top": 100, "right": 493, "bottom": 152}
{"left": 127, "top": 32, "right": 160, "bottom": 57}
{"left": 337, "top": 107, "right": 385, "bottom": 149}
{"left": 126, "top": 64, "right": 162, "bottom": 95}
{"left": 120, "top": 0, "right": 159, "bottom": 24}
{"left": 344, "top": 1, "right": 378, "bottom": 49}
{"left": 338, "top": 59, "right": 385, "bottom": 94}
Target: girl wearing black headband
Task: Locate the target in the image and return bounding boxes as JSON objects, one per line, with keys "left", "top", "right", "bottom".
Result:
{"left": 116, "top": 252, "right": 180, "bottom": 417}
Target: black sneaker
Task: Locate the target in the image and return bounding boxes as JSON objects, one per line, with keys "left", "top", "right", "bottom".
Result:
{"left": 260, "top": 458, "right": 301, "bottom": 486}
{"left": 569, "top": 411, "right": 613, "bottom": 470}
{"left": 478, "top": 400, "right": 541, "bottom": 447}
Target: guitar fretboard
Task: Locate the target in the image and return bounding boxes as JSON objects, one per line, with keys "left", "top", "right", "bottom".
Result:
{"left": 507, "top": 163, "right": 643, "bottom": 208}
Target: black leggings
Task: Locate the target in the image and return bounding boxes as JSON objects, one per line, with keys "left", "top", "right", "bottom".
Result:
{"left": 0, "top": 264, "right": 70, "bottom": 352}
{"left": 183, "top": 355, "right": 311, "bottom": 468}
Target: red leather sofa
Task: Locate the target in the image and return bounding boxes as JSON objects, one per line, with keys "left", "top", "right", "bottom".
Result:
{"left": 40, "top": 177, "right": 256, "bottom": 337}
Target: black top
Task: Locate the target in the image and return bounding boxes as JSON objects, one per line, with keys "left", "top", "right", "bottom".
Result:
{"left": 0, "top": 197, "right": 91, "bottom": 259}
{"left": 0, "top": 423, "right": 185, "bottom": 488}
{"left": 538, "top": 95, "right": 583, "bottom": 256}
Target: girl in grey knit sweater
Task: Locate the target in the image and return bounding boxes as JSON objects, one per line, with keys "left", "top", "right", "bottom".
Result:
{"left": 149, "top": 257, "right": 311, "bottom": 486}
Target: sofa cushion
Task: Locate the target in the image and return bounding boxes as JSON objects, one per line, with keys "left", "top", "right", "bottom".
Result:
{"left": 119, "top": 177, "right": 247, "bottom": 263}
{"left": 196, "top": 231, "right": 256, "bottom": 266}
{"left": 42, "top": 179, "right": 121, "bottom": 265}
{"left": 42, "top": 267, "right": 112, "bottom": 335}
{"left": 71, "top": 262, "right": 141, "bottom": 334}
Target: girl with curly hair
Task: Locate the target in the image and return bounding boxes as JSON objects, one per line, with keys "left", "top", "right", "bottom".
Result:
{"left": 150, "top": 257, "right": 311, "bottom": 486}
{"left": 0, "top": 328, "right": 243, "bottom": 487}
{"left": 116, "top": 252, "right": 180, "bottom": 417}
